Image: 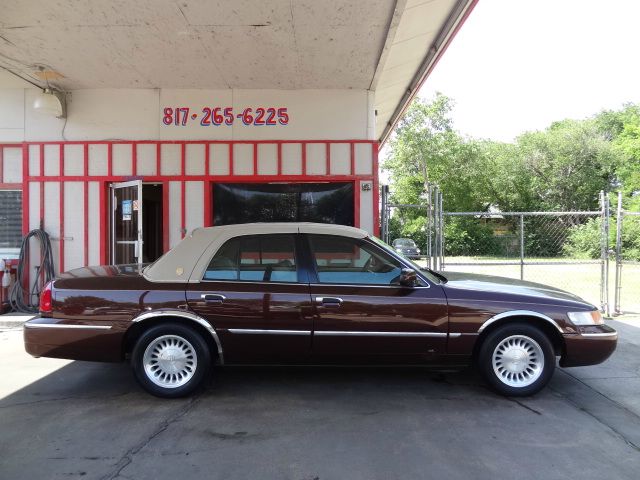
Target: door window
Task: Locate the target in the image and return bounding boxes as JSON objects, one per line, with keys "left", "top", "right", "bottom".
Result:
{"left": 308, "top": 235, "right": 404, "bottom": 286}
{"left": 203, "top": 234, "right": 297, "bottom": 283}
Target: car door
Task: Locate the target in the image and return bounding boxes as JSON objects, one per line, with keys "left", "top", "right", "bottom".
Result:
{"left": 186, "top": 233, "right": 314, "bottom": 363}
{"left": 305, "top": 234, "right": 448, "bottom": 362}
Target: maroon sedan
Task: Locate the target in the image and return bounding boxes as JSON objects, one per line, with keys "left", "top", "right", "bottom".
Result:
{"left": 24, "top": 223, "right": 617, "bottom": 398}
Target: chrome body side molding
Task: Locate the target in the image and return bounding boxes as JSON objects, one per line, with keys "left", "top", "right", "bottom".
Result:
{"left": 132, "top": 309, "right": 224, "bottom": 364}
{"left": 314, "top": 331, "right": 447, "bottom": 337}
{"left": 477, "top": 310, "right": 563, "bottom": 334}
{"left": 24, "top": 323, "right": 112, "bottom": 330}
{"left": 227, "top": 329, "right": 310, "bottom": 336}
{"left": 580, "top": 332, "right": 618, "bottom": 338}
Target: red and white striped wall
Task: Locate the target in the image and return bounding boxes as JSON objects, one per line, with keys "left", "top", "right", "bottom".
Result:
{"left": 0, "top": 140, "right": 379, "bottom": 275}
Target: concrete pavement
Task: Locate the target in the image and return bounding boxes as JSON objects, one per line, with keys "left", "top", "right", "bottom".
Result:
{"left": 1, "top": 320, "right": 639, "bottom": 480}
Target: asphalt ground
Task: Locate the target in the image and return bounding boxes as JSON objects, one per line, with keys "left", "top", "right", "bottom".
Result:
{"left": 1, "top": 319, "right": 639, "bottom": 480}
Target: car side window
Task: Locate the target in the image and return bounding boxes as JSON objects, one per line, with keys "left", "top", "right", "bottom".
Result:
{"left": 308, "top": 235, "right": 403, "bottom": 286}
{"left": 203, "top": 234, "right": 297, "bottom": 283}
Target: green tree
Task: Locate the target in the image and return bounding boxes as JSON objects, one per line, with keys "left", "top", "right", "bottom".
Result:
{"left": 515, "top": 119, "right": 618, "bottom": 211}
{"left": 383, "top": 94, "right": 494, "bottom": 250}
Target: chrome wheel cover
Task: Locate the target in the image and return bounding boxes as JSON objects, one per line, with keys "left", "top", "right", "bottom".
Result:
{"left": 492, "top": 335, "right": 544, "bottom": 388}
{"left": 143, "top": 335, "right": 197, "bottom": 389}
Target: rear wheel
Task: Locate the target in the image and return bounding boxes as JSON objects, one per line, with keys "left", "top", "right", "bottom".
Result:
{"left": 132, "top": 323, "right": 211, "bottom": 398}
{"left": 478, "top": 323, "right": 555, "bottom": 397}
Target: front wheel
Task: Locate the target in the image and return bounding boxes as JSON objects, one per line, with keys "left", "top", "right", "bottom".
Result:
{"left": 132, "top": 323, "right": 211, "bottom": 398}
{"left": 478, "top": 323, "right": 555, "bottom": 397}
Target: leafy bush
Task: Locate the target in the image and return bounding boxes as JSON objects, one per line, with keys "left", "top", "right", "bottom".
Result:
{"left": 620, "top": 216, "right": 640, "bottom": 261}
{"left": 562, "top": 218, "right": 602, "bottom": 259}
{"left": 444, "top": 217, "right": 501, "bottom": 256}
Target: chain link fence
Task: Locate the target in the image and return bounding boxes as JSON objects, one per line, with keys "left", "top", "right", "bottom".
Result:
{"left": 441, "top": 210, "right": 607, "bottom": 312}
{"left": 381, "top": 187, "right": 640, "bottom": 316}
{"left": 614, "top": 193, "right": 640, "bottom": 315}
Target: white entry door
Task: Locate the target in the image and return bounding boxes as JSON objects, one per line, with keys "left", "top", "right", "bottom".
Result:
{"left": 111, "top": 180, "right": 143, "bottom": 264}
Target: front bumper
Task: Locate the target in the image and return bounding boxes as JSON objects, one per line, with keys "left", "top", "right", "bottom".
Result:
{"left": 24, "top": 316, "right": 123, "bottom": 362}
{"left": 560, "top": 324, "right": 617, "bottom": 367}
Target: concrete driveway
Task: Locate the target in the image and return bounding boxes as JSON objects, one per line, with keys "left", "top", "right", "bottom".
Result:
{"left": 1, "top": 319, "right": 639, "bottom": 480}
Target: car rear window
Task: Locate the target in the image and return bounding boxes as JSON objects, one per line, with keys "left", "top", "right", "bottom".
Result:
{"left": 204, "top": 234, "right": 297, "bottom": 283}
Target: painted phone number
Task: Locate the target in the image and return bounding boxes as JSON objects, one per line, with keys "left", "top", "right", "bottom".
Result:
{"left": 162, "top": 107, "right": 289, "bottom": 127}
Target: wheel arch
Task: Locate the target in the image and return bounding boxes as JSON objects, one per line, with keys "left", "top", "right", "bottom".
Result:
{"left": 123, "top": 310, "right": 224, "bottom": 364}
{"left": 473, "top": 311, "right": 565, "bottom": 359}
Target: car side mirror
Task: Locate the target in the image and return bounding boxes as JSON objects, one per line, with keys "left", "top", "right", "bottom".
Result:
{"left": 399, "top": 268, "right": 417, "bottom": 287}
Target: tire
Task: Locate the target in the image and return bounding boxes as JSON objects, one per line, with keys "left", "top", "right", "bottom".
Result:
{"left": 478, "top": 323, "right": 555, "bottom": 397}
{"left": 132, "top": 323, "right": 211, "bottom": 398}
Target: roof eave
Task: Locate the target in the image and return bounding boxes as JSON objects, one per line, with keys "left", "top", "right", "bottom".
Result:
{"left": 378, "top": 0, "right": 479, "bottom": 146}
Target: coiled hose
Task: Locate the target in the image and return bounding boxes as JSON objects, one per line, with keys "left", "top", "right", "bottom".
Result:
{"left": 9, "top": 229, "right": 55, "bottom": 313}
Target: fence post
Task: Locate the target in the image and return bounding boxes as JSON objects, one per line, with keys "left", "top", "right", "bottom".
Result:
{"left": 599, "top": 191, "right": 610, "bottom": 316}
{"left": 614, "top": 191, "right": 623, "bottom": 315}
{"left": 433, "top": 186, "right": 440, "bottom": 270}
{"left": 519, "top": 214, "right": 525, "bottom": 280}
{"left": 439, "top": 189, "right": 444, "bottom": 270}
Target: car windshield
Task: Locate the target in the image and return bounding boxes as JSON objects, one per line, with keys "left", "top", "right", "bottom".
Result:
{"left": 394, "top": 239, "right": 416, "bottom": 247}
{"left": 371, "top": 236, "right": 444, "bottom": 284}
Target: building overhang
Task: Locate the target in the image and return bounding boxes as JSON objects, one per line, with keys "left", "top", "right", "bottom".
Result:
{"left": 0, "top": 0, "right": 477, "bottom": 144}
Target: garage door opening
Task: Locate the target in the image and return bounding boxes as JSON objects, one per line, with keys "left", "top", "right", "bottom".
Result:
{"left": 213, "top": 182, "right": 354, "bottom": 226}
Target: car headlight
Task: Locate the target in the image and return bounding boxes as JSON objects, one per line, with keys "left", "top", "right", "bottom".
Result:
{"left": 567, "top": 310, "right": 604, "bottom": 326}
{"left": 416, "top": 249, "right": 421, "bottom": 254}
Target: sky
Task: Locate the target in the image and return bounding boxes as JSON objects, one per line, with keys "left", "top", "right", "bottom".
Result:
{"left": 420, "top": 0, "right": 640, "bottom": 142}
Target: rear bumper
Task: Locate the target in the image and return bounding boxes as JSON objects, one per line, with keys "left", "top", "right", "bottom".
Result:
{"left": 560, "top": 324, "right": 617, "bottom": 367}
{"left": 24, "top": 317, "right": 124, "bottom": 362}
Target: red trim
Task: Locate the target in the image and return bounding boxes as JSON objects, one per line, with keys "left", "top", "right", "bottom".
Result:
{"left": 204, "top": 181, "right": 212, "bottom": 227}
{"left": 156, "top": 143, "right": 161, "bottom": 175}
{"left": 132, "top": 143, "right": 137, "bottom": 176}
{"left": 162, "top": 181, "right": 169, "bottom": 252}
{"left": 372, "top": 143, "right": 380, "bottom": 237}
{"left": 205, "top": 143, "right": 210, "bottom": 176}
{"left": 40, "top": 145, "right": 44, "bottom": 230}
{"left": 277, "top": 143, "right": 282, "bottom": 175}
{"left": 82, "top": 143, "right": 89, "bottom": 266}
{"left": 21, "top": 145, "right": 28, "bottom": 235}
{"left": 302, "top": 142, "right": 307, "bottom": 175}
{"left": 180, "top": 143, "right": 186, "bottom": 176}
{"left": 26, "top": 174, "right": 373, "bottom": 183}
{"left": 181, "top": 144, "right": 186, "bottom": 238}
{"left": 83, "top": 144, "right": 89, "bottom": 176}
{"left": 107, "top": 143, "right": 113, "bottom": 177}
{"left": 21, "top": 144, "right": 29, "bottom": 297}
{"left": 0, "top": 183, "right": 21, "bottom": 188}
{"left": 14, "top": 139, "right": 379, "bottom": 270}
{"left": 83, "top": 181, "right": 88, "bottom": 266}
{"left": 83, "top": 144, "right": 89, "bottom": 266}
{"left": 59, "top": 144, "right": 65, "bottom": 272}
{"left": 99, "top": 182, "right": 106, "bottom": 264}
{"left": 354, "top": 180, "right": 360, "bottom": 228}
{"left": 39, "top": 144, "right": 44, "bottom": 177}
{"left": 350, "top": 143, "right": 355, "bottom": 175}
{"left": 253, "top": 143, "right": 258, "bottom": 175}
{"left": 181, "top": 181, "right": 186, "bottom": 239}
{"left": 12, "top": 139, "right": 377, "bottom": 146}
{"left": 325, "top": 143, "right": 330, "bottom": 174}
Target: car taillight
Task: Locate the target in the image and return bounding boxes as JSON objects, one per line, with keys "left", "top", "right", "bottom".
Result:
{"left": 40, "top": 281, "right": 53, "bottom": 315}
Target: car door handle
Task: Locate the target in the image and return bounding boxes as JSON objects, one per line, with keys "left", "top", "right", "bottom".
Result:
{"left": 315, "top": 297, "right": 343, "bottom": 308}
{"left": 201, "top": 294, "right": 226, "bottom": 305}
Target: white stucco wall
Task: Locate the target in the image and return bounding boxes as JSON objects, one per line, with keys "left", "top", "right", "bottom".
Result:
{"left": 0, "top": 88, "right": 374, "bottom": 142}
{"left": 0, "top": 87, "right": 379, "bottom": 273}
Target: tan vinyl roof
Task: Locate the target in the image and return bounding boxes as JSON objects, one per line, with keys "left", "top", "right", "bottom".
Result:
{"left": 143, "top": 222, "right": 369, "bottom": 283}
